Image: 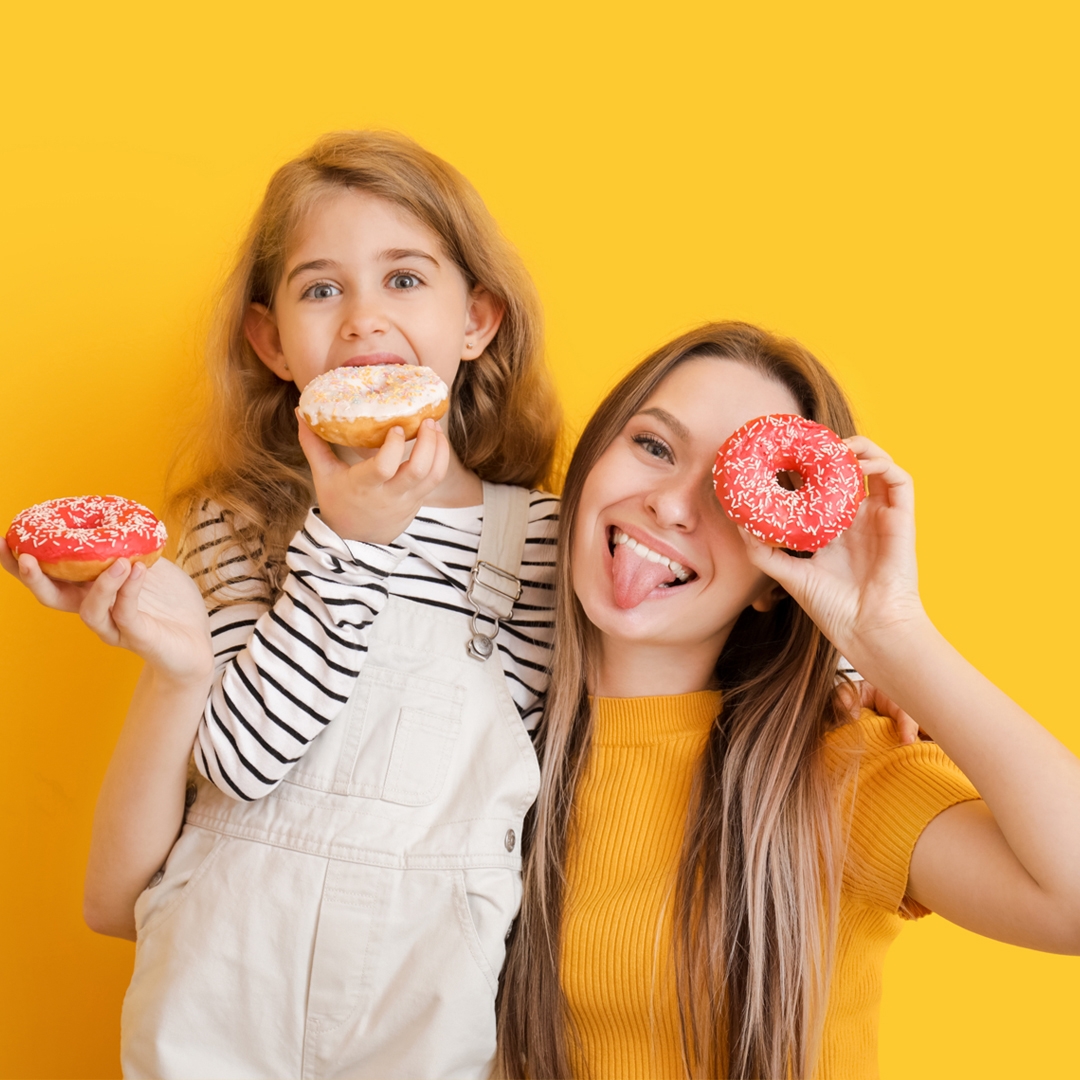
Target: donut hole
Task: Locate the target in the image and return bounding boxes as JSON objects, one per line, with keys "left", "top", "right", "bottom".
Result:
{"left": 776, "top": 469, "right": 805, "bottom": 492}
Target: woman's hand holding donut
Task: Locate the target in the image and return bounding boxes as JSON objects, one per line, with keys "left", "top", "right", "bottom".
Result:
{"left": 739, "top": 436, "right": 930, "bottom": 664}
{"left": 3, "top": 540, "right": 213, "bottom": 684}
{"left": 297, "top": 413, "right": 450, "bottom": 544}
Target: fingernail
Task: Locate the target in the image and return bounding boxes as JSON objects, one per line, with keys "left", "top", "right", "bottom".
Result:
{"left": 108, "top": 559, "right": 127, "bottom": 577}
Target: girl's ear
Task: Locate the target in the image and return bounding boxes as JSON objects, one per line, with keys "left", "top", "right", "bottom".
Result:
{"left": 750, "top": 579, "right": 788, "bottom": 613}
{"left": 244, "top": 303, "right": 293, "bottom": 382}
{"left": 461, "top": 286, "right": 504, "bottom": 361}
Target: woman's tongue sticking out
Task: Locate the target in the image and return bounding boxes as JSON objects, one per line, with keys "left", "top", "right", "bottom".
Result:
{"left": 611, "top": 538, "right": 680, "bottom": 609}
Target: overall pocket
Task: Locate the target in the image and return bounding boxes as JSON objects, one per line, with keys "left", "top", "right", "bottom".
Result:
{"left": 134, "top": 825, "right": 227, "bottom": 939}
{"left": 340, "top": 666, "right": 465, "bottom": 804}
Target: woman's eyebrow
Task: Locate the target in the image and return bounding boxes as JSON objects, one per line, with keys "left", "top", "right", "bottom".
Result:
{"left": 639, "top": 406, "right": 690, "bottom": 441}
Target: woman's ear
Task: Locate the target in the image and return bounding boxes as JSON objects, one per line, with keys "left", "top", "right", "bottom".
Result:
{"left": 461, "top": 286, "right": 504, "bottom": 361}
{"left": 244, "top": 303, "right": 293, "bottom": 382}
{"left": 750, "top": 579, "right": 788, "bottom": 613}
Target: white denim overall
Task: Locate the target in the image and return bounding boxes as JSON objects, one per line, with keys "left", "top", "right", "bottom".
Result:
{"left": 122, "top": 484, "right": 540, "bottom": 1079}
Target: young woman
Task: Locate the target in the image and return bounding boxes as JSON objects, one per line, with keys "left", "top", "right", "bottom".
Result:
{"left": 496, "top": 321, "right": 1080, "bottom": 1080}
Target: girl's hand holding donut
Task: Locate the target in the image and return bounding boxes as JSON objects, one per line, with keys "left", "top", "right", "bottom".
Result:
{"left": 739, "top": 437, "right": 929, "bottom": 664}
{"left": 3, "top": 540, "right": 213, "bottom": 685}
{"left": 297, "top": 413, "right": 450, "bottom": 544}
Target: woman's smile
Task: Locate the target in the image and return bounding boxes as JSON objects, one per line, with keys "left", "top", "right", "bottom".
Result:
{"left": 573, "top": 356, "right": 802, "bottom": 666}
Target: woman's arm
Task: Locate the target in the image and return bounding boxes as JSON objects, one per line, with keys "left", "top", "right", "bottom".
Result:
{"left": 857, "top": 617, "right": 1080, "bottom": 953}
{"left": 745, "top": 440, "right": 1080, "bottom": 953}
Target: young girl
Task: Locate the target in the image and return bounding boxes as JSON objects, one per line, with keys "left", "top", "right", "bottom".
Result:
{"left": 495, "top": 322, "right": 1080, "bottom": 1079}
{"left": 5, "top": 131, "right": 562, "bottom": 1078}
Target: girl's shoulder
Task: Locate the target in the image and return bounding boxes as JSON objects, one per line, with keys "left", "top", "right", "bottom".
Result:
{"left": 176, "top": 498, "right": 274, "bottom": 612}
{"left": 524, "top": 488, "right": 560, "bottom": 537}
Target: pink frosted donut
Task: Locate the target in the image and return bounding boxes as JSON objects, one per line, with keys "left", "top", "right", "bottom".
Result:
{"left": 5, "top": 495, "right": 167, "bottom": 581}
{"left": 713, "top": 414, "right": 864, "bottom": 552}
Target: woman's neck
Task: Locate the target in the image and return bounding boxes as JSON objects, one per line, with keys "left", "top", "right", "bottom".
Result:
{"left": 592, "top": 637, "right": 722, "bottom": 698}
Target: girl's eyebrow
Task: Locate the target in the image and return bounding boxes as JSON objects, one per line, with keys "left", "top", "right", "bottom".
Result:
{"left": 286, "top": 258, "right": 337, "bottom": 284}
{"left": 639, "top": 406, "right": 691, "bottom": 441}
{"left": 285, "top": 249, "right": 441, "bottom": 286}
{"left": 379, "top": 247, "right": 441, "bottom": 267}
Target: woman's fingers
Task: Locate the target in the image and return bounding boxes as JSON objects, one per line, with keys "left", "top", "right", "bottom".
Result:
{"left": 846, "top": 436, "right": 915, "bottom": 515}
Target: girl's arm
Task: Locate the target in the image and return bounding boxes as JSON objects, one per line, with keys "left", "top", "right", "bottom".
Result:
{"left": 746, "top": 440, "right": 1080, "bottom": 954}
{"left": 0, "top": 545, "right": 216, "bottom": 939}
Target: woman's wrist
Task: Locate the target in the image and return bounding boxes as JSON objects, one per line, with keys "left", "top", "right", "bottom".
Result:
{"left": 840, "top": 604, "right": 940, "bottom": 694}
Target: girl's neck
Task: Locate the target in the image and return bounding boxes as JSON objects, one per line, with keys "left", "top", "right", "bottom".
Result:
{"left": 592, "top": 637, "right": 723, "bottom": 698}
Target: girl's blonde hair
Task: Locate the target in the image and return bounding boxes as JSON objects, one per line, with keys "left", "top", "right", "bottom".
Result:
{"left": 496, "top": 322, "right": 860, "bottom": 1080}
{"left": 168, "top": 130, "right": 560, "bottom": 596}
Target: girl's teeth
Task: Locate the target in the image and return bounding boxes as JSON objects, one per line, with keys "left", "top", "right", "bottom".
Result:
{"left": 612, "top": 530, "right": 691, "bottom": 581}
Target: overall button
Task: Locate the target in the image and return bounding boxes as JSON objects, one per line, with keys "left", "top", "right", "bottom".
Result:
{"left": 185, "top": 783, "right": 198, "bottom": 809}
{"left": 504, "top": 829, "right": 516, "bottom": 852}
{"left": 147, "top": 869, "right": 165, "bottom": 888}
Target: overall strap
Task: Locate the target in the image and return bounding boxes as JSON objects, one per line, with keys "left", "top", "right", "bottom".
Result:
{"left": 465, "top": 482, "right": 530, "bottom": 661}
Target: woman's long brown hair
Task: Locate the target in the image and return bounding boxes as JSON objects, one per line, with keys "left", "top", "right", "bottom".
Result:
{"left": 166, "top": 130, "right": 560, "bottom": 598}
{"left": 496, "top": 322, "right": 861, "bottom": 1079}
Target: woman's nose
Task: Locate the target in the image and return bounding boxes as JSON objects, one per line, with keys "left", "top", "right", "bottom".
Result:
{"left": 645, "top": 471, "right": 702, "bottom": 531}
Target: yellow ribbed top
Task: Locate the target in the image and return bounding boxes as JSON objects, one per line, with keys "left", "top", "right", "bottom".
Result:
{"left": 560, "top": 695, "right": 979, "bottom": 1080}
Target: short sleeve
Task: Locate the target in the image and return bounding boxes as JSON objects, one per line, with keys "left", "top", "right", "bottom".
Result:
{"left": 833, "top": 711, "right": 980, "bottom": 917}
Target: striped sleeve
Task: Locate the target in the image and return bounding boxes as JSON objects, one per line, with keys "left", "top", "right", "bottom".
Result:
{"left": 188, "top": 507, "right": 407, "bottom": 801}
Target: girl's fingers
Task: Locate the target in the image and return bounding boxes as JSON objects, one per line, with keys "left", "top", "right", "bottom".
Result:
{"left": 0, "top": 538, "right": 19, "bottom": 579}
{"left": 78, "top": 559, "right": 131, "bottom": 640}
{"left": 15, "top": 553, "right": 86, "bottom": 612}
{"left": 109, "top": 560, "right": 149, "bottom": 635}
{"left": 296, "top": 413, "right": 347, "bottom": 481}
{"left": 398, "top": 420, "right": 439, "bottom": 483}
{"left": 371, "top": 427, "right": 406, "bottom": 481}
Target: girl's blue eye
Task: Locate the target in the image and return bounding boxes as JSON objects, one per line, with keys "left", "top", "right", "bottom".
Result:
{"left": 389, "top": 273, "right": 421, "bottom": 290}
{"left": 304, "top": 283, "right": 341, "bottom": 300}
{"left": 632, "top": 433, "right": 673, "bottom": 461}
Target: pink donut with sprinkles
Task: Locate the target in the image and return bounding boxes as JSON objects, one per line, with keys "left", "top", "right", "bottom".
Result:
{"left": 5, "top": 495, "right": 167, "bottom": 582}
{"left": 713, "top": 414, "right": 865, "bottom": 553}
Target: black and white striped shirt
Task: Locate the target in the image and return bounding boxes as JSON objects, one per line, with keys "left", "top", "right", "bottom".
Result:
{"left": 180, "top": 493, "right": 559, "bottom": 802}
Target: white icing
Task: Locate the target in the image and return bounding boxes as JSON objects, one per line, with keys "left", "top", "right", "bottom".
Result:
{"left": 298, "top": 365, "right": 449, "bottom": 424}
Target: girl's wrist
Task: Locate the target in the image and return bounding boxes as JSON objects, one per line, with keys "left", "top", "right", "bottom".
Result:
{"left": 145, "top": 654, "right": 215, "bottom": 696}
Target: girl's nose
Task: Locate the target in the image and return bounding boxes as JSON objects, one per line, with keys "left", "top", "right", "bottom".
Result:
{"left": 339, "top": 291, "right": 390, "bottom": 339}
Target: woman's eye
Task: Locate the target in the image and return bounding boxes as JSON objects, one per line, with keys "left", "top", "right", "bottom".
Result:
{"left": 632, "top": 433, "right": 673, "bottom": 462}
{"left": 389, "top": 272, "right": 422, "bottom": 290}
{"left": 303, "top": 283, "right": 341, "bottom": 300}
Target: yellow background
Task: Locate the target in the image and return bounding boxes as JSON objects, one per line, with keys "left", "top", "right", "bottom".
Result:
{"left": 2, "top": 2, "right": 1077, "bottom": 1076}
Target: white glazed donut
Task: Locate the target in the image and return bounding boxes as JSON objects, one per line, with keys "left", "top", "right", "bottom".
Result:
{"left": 298, "top": 365, "right": 450, "bottom": 449}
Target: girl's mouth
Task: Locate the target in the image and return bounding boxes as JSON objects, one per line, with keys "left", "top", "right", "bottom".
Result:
{"left": 607, "top": 527, "right": 697, "bottom": 609}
